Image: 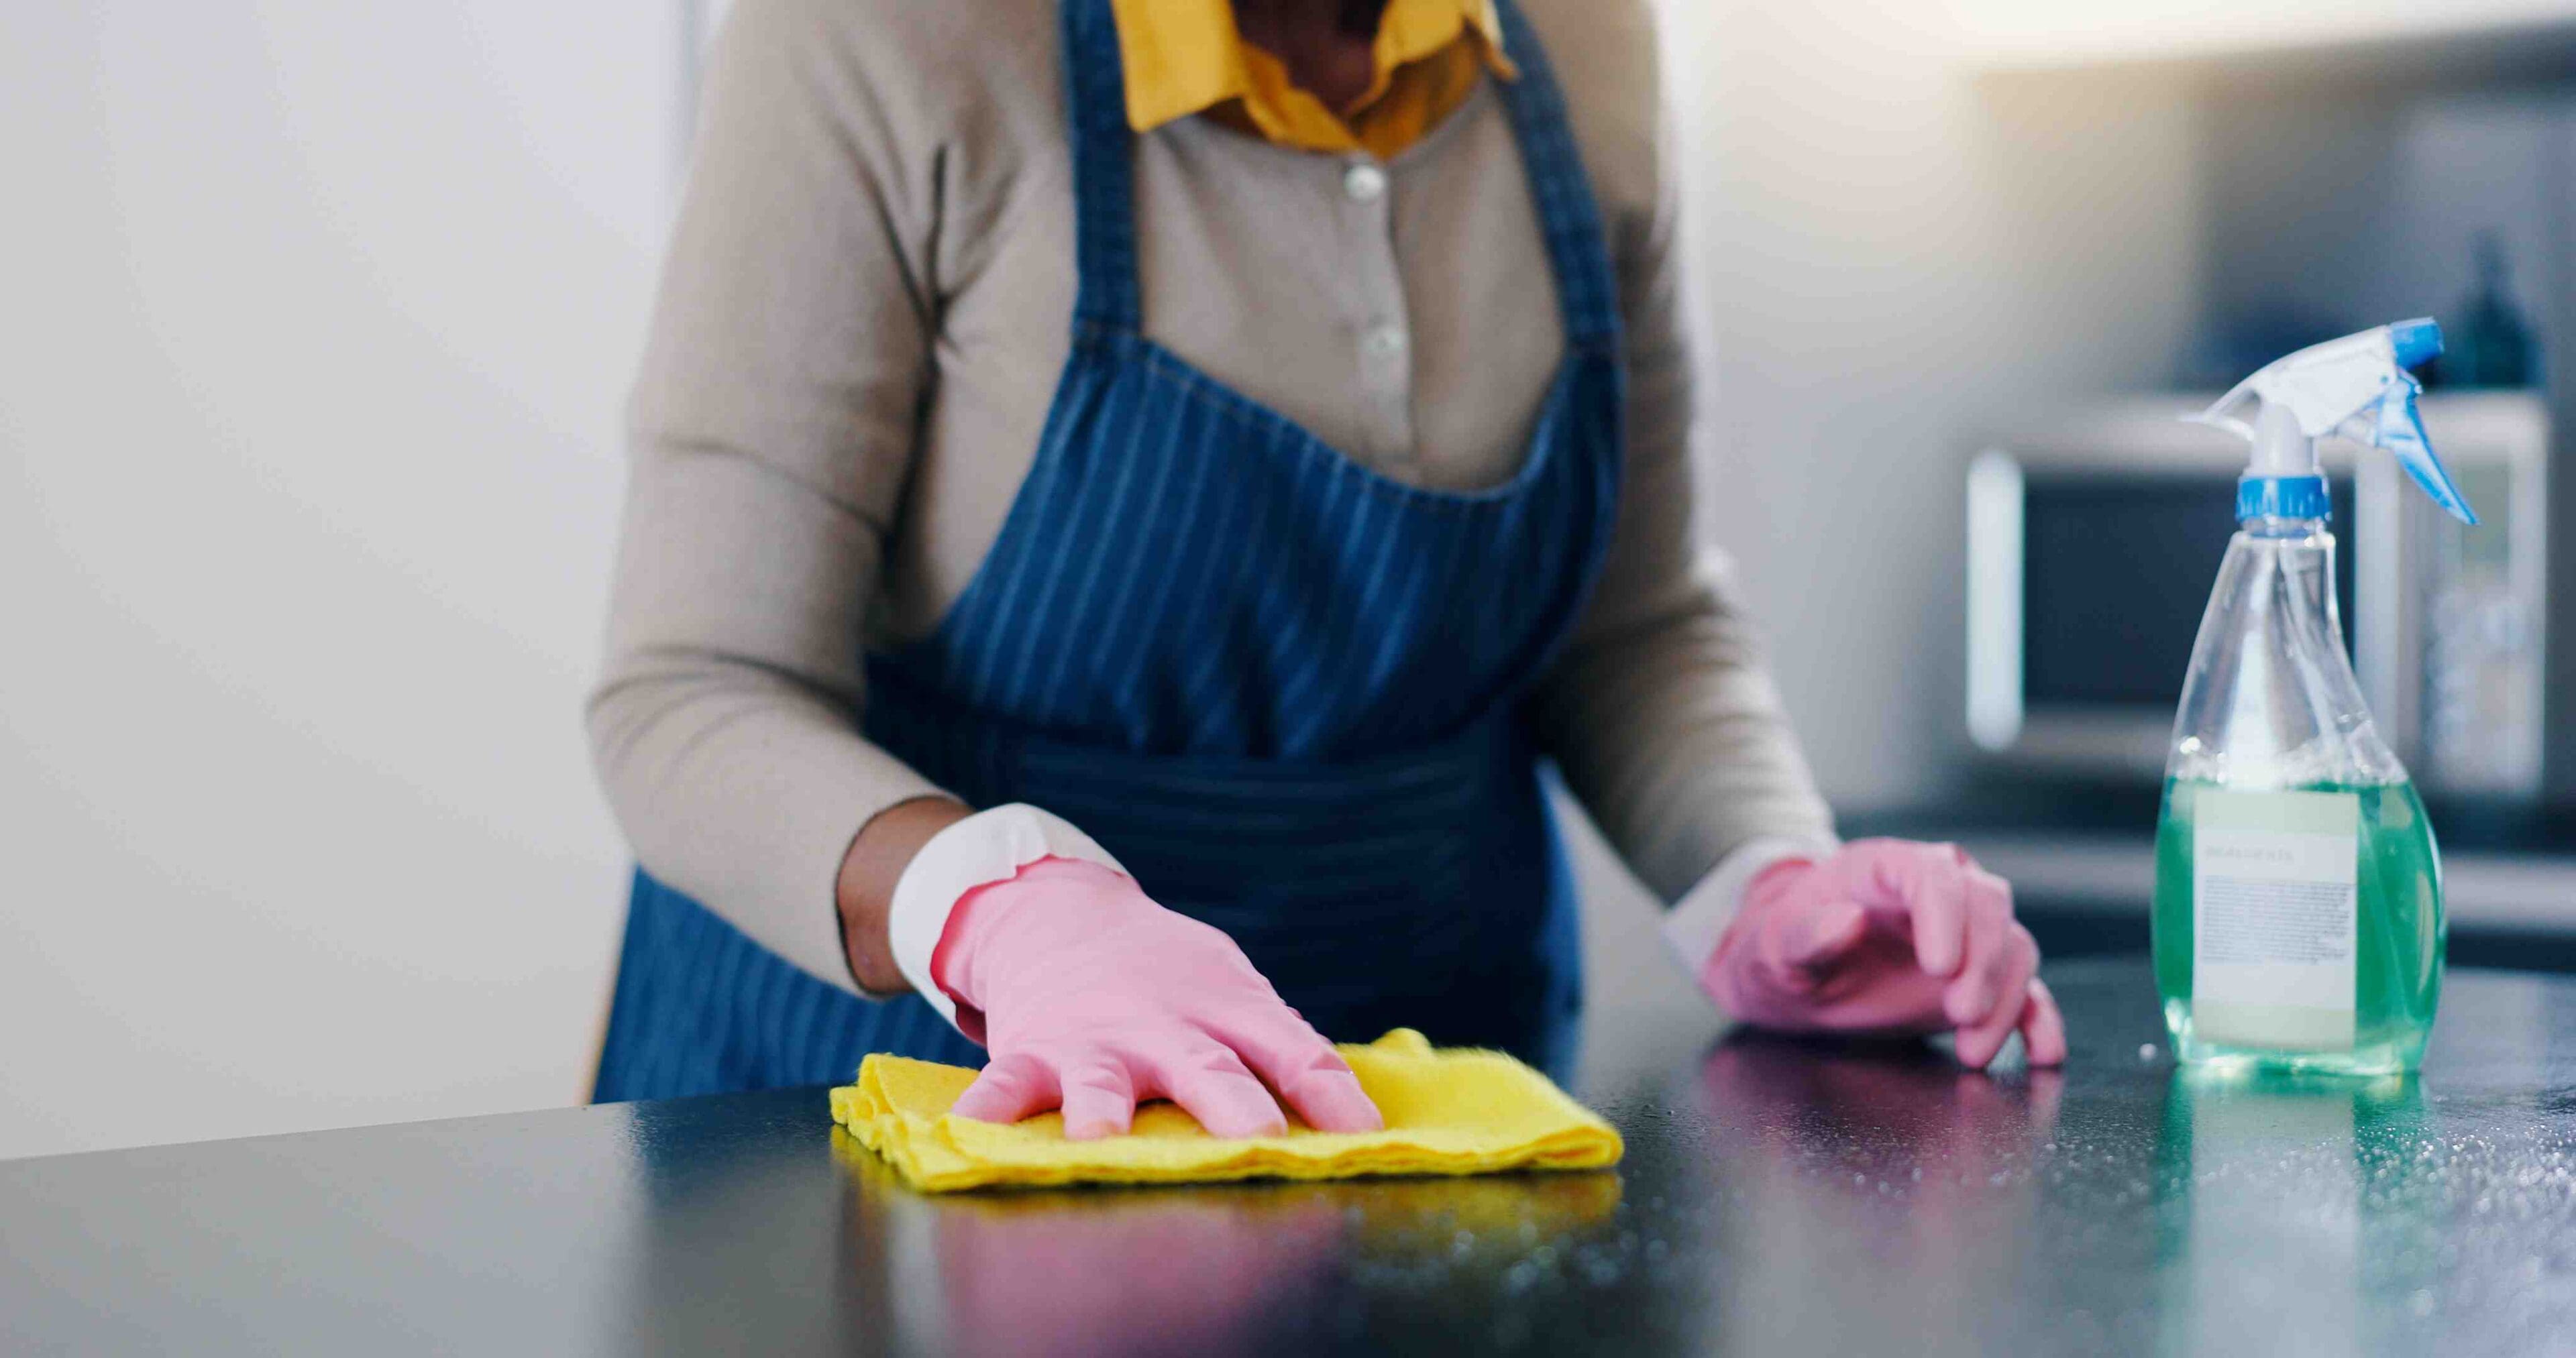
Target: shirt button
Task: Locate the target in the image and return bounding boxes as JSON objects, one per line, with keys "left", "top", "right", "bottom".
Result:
{"left": 1343, "top": 161, "right": 1388, "bottom": 204}
{"left": 1363, "top": 324, "right": 1407, "bottom": 359}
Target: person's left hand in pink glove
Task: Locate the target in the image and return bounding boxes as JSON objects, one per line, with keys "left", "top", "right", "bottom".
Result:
{"left": 1699, "top": 839, "right": 2069, "bottom": 1069}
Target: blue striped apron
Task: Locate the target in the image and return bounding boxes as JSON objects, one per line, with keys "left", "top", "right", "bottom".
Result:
{"left": 594, "top": 0, "right": 1623, "bottom": 1102}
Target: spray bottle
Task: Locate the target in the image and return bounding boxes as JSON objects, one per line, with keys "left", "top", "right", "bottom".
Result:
{"left": 2152, "top": 319, "right": 2474, "bottom": 1075}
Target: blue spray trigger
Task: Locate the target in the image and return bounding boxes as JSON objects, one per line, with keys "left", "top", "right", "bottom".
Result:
{"left": 2206, "top": 319, "right": 2480, "bottom": 527}
{"left": 2373, "top": 382, "right": 2479, "bottom": 525}
{"left": 2390, "top": 317, "right": 2443, "bottom": 371}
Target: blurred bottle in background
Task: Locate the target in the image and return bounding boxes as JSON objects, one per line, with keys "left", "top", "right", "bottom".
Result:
{"left": 2424, "top": 231, "right": 2537, "bottom": 391}
{"left": 2415, "top": 233, "right": 2544, "bottom": 799}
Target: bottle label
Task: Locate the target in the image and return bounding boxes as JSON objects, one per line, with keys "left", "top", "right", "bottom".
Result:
{"left": 2192, "top": 789, "right": 2360, "bottom": 1052}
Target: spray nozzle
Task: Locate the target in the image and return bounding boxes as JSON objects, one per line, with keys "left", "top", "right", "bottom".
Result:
{"left": 2390, "top": 317, "right": 2442, "bottom": 370}
{"left": 2188, "top": 318, "right": 2479, "bottom": 526}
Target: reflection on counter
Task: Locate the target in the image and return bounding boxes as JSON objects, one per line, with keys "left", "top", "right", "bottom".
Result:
{"left": 1688, "top": 1033, "right": 2068, "bottom": 1353}
{"left": 2152, "top": 1067, "right": 2436, "bottom": 1357}
{"left": 834, "top": 1132, "right": 1621, "bottom": 1355}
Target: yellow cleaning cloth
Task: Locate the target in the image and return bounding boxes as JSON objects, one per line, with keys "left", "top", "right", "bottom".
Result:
{"left": 831, "top": 1029, "right": 1623, "bottom": 1192}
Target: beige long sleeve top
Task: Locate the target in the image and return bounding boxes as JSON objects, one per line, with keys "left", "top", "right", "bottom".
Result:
{"left": 587, "top": 0, "right": 1837, "bottom": 994}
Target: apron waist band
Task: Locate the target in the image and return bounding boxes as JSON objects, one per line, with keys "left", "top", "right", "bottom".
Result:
{"left": 863, "top": 660, "right": 1530, "bottom": 839}
{"left": 860, "top": 659, "right": 1559, "bottom": 999}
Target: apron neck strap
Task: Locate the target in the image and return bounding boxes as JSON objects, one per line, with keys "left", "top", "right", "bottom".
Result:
{"left": 1060, "top": 0, "right": 1144, "bottom": 333}
{"left": 1487, "top": 0, "right": 1623, "bottom": 355}
{"left": 1057, "top": 0, "right": 1623, "bottom": 353}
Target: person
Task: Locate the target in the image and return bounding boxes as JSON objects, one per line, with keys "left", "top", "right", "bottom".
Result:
{"left": 586, "top": 0, "right": 2068, "bottom": 1136}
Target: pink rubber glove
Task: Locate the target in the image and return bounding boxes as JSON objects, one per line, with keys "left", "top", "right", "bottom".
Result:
{"left": 1701, "top": 840, "right": 2069, "bottom": 1069}
{"left": 931, "top": 857, "right": 1386, "bottom": 1139}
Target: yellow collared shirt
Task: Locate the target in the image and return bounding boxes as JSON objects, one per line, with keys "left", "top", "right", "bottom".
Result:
{"left": 1110, "top": 0, "right": 1519, "bottom": 160}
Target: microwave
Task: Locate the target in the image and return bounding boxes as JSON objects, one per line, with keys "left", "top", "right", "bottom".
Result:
{"left": 1966, "top": 392, "right": 2549, "bottom": 796}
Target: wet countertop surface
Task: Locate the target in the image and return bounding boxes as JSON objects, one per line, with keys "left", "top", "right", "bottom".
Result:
{"left": 8, "top": 959, "right": 2576, "bottom": 1356}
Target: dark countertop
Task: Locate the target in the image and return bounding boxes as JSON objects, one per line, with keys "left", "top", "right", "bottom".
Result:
{"left": 9, "top": 958, "right": 2576, "bottom": 1357}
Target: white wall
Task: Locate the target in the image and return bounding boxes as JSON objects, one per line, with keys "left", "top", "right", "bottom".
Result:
{"left": 1650, "top": 0, "right": 2204, "bottom": 810}
{"left": 1, "top": 3, "right": 674, "bottom": 1159}
{"left": 1944, "top": 0, "right": 2576, "bottom": 66}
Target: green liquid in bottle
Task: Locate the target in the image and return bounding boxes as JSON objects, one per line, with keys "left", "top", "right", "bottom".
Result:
{"left": 2152, "top": 777, "right": 2445, "bottom": 1076}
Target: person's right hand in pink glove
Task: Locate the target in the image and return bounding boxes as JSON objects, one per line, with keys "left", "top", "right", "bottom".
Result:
{"left": 931, "top": 856, "right": 1386, "bottom": 1140}
{"left": 1699, "top": 839, "right": 2069, "bottom": 1070}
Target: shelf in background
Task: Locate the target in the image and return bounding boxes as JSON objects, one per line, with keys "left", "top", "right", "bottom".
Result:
{"left": 1964, "top": 8, "right": 2576, "bottom": 87}
{"left": 1844, "top": 798, "right": 2576, "bottom": 970}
